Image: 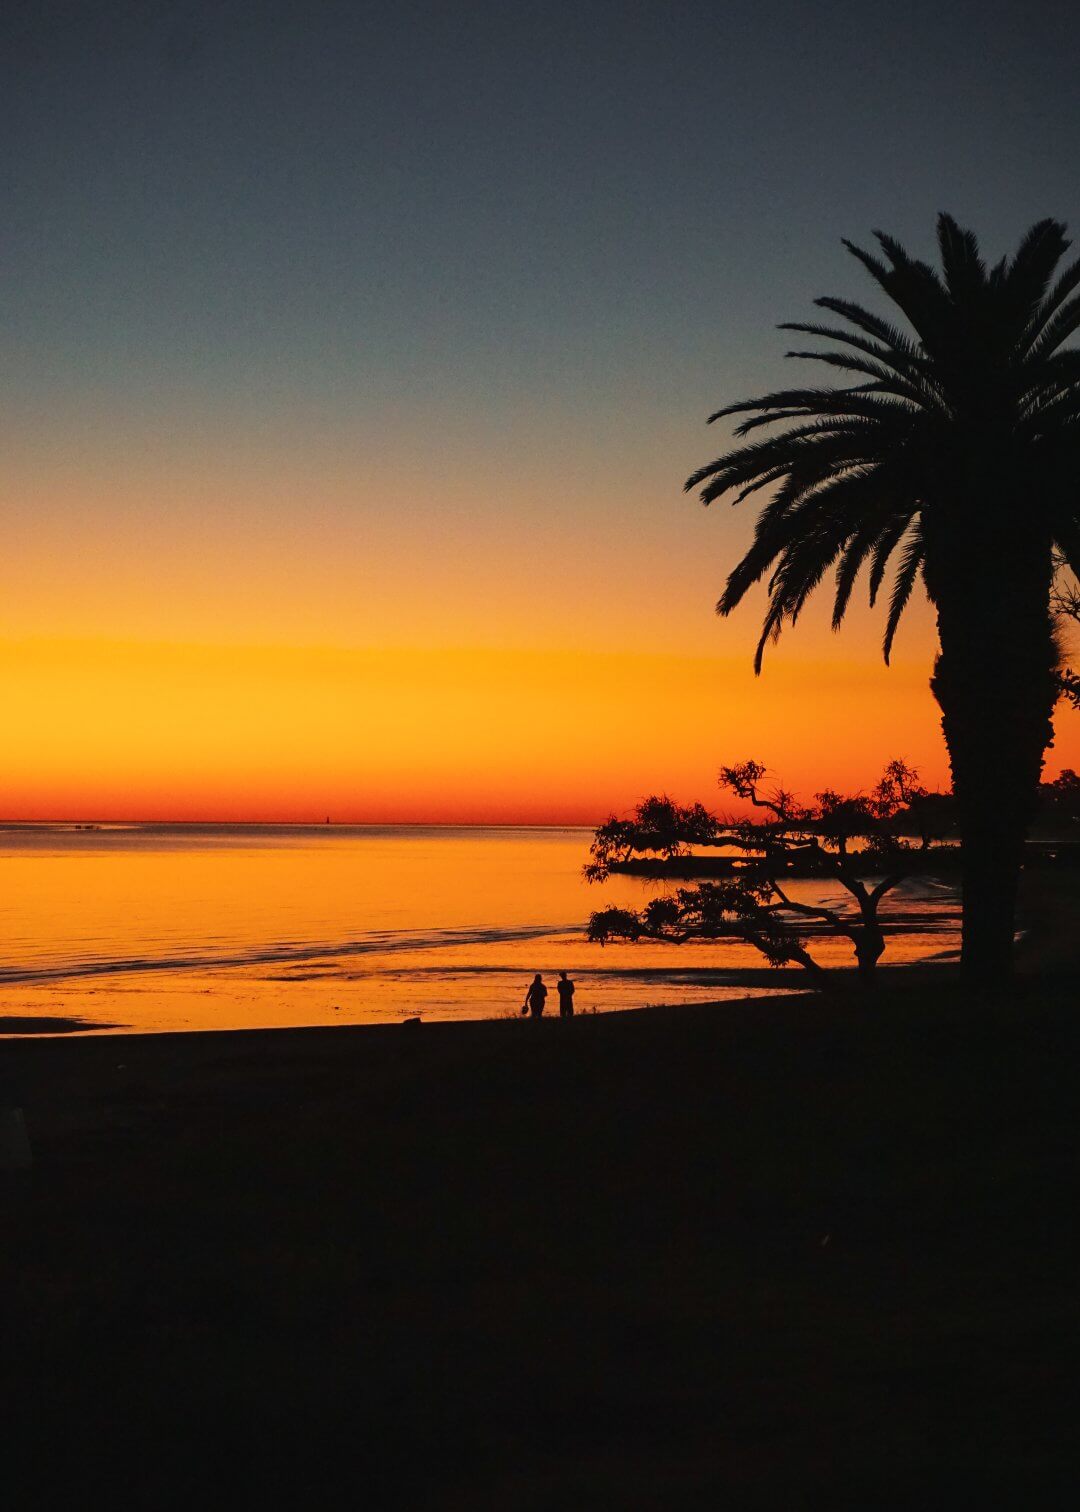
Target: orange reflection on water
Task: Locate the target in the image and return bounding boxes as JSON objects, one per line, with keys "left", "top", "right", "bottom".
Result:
{"left": 0, "top": 826, "right": 958, "bottom": 1035}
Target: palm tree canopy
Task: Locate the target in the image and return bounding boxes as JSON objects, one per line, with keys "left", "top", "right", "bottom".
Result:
{"left": 687, "top": 215, "right": 1080, "bottom": 670}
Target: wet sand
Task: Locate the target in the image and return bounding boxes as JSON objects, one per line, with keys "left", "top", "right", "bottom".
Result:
{"left": 3, "top": 982, "right": 1079, "bottom": 1506}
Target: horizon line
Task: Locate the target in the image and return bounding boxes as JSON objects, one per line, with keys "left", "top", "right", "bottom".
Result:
{"left": 0, "top": 816, "right": 601, "bottom": 829}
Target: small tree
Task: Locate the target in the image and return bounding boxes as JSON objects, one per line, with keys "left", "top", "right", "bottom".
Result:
{"left": 586, "top": 760, "right": 955, "bottom": 987}
{"left": 1040, "top": 768, "right": 1080, "bottom": 826}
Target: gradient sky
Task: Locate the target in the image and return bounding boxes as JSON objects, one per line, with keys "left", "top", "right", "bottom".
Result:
{"left": 4, "top": 0, "right": 1080, "bottom": 820}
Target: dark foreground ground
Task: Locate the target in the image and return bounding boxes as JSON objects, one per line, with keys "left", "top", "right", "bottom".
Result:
{"left": 3, "top": 984, "right": 1079, "bottom": 1509}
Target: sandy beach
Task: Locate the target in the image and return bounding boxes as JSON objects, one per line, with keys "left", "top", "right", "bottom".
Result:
{"left": 4, "top": 982, "right": 1078, "bottom": 1507}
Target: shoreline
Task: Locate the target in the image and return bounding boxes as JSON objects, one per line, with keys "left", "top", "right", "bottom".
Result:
{"left": 0, "top": 957, "right": 977, "bottom": 1041}
{"left": 5, "top": 948, "right": 1058, "bottom": 1043}
{"left": 0, "top": 987, "right": 806, "bottom": 1041}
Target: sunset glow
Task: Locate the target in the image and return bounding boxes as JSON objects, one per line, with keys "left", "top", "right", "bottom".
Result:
{"left": 4, "top": 628, "right": 1078, "bottom": 822}
{"left": 5, "top": 410, "right": 1076, "bottom": 822}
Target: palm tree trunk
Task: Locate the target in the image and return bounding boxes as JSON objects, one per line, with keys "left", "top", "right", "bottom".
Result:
{"left": 929, "top": 538, "right": 1057, "bottom": 984}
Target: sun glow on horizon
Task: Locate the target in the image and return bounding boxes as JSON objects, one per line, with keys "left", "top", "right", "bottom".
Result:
{"left": 4, "top": 630, "right": 1075, "bottom": 824}
{"left": 4, "top": 427, "right": 1079, "bottom": 822}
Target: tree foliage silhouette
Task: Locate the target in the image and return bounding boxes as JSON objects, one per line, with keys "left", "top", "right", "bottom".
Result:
{"left": 586, "top": 760, "right": 954, "bottom": 986}
{"left": 687, "top": 215, "right": 1080, "bottom": 980}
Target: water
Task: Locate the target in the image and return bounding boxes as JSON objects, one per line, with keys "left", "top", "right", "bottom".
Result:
{"left": 0, "top": 825, "right": 960, "bottom": 1035}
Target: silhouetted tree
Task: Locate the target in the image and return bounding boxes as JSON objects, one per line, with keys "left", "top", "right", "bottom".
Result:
{"left": 586, "top": 760, "right": 953, "bottom": 986}
{"left": 686, "top": 216, "right": 1080, "bottom": 983}
{"left": 1056, "top": 669, "right": 1080, "bottom": 709}
{"left": 1040, "top": 768, "right": 1080, "bottom": 826}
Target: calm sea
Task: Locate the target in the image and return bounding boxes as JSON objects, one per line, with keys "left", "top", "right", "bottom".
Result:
{"left": 0, "top": 824, "right": 960, "bottom": 1035}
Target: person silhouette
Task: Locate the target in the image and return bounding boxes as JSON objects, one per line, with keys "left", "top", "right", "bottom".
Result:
{"left": 556, "top": 971, "right": 575, "bottom": 1017}
{"left": 522, "top": 974, "right": 547, "bottom": 1018}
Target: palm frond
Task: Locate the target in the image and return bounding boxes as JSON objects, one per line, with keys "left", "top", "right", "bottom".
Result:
{"left": 1020, "top": 254, "right": 1080, "bottom": 353}
{"left": 784, "top": 347, "right": 927, "bottom": 404}
{"left": 883, "top": 531, "right": 925, "bottom": 664}
{"left": 987, "top": 254, "right": 1009, "bottom": 290}
{"left": 769, "top": 525, "right": 855, "bottom": 629}
{"left": 753, "top": 602, "right": 786, "bottom": 675}
{"left": 755, "top": 471, "right": 895, "bottom": 634}
{"left": 1017, "top": 350, "right": 1080, "bottom": 426}
{"left": 937, "top": 214, "right": 986, "bottom": 302}
{"left": 813, "top": 296, "right": 920, "bottom": 356}
{"left": 732, "top": 408, "right": 885, "bottom": 437}
{"left": 687, "top": 425, "right": 879, "bottom": 505}
{"left": 867, "top": 511, "right": 916, "bottom": 605}
{"left": 717, "top": 468, "right": 885, "bottom": 619}
{"left": 705, "top": 387, "right": 915, "bottom": 430}
{"left": 832, "top": 506, "right": 902, "bottom": 628}
{"left": 865, "top": 232, "right": 953, "bottom": 347}
{"left": 1006, "top": 219, "right": 1070, "bottom": 314}
{"left": 1027, "top": 292, "right": 1080, "bottom": 361}
{"left": 778, "top": 319, "right": 923, "bottom": 373}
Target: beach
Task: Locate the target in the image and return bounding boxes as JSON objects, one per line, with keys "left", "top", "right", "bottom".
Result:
{"left": 4, "top": 982, "right": 1078, "bottom": 1506}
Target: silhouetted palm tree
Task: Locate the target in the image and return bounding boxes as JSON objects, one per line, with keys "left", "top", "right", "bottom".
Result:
{"left": 687, "top": 215, "right": 1080, "bottom": 981}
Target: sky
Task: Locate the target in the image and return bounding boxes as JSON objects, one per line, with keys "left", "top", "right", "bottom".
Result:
{"left": 3, "top": 0, "right": 1080, "bottom": 821}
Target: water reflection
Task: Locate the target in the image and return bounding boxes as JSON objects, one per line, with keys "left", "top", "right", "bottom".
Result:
{"left": 0, "top": 826, "right": 959, "bottom": 1035}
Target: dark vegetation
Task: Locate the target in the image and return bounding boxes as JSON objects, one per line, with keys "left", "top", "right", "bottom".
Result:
{"left": 584, "top": 762, "right": 1080, "bottom": 987}
{"left": 1037, "top": 765, "right": 1080, "bottom": 828}
{"left": 687, "top": 214, "right": 1080, "bottom": 982}
{"left": 587, "top": 759, "right": 952, "bottom": 984}
{"left": 3, "top": 998, "right": 1079, "bottom": 1508}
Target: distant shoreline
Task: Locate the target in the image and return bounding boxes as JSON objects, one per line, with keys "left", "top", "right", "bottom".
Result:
{"left": 611, "top": 838, "right": 1080, "bottom": 880}
{"left": 0, "top": 819, "right": 598, "bottom": 831}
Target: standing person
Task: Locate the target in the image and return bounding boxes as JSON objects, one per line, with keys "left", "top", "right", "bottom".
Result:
{"left": 522, "top": 974, "right": 547, "bottom": 1018}
{"left": 556, "top": 972, "right": 575, "bottom": 1018}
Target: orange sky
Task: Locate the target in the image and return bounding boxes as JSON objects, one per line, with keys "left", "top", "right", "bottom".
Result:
{"left": 3, "top": 630, "right": 1077, "bottom": 823}
{"left": 4, "top": 402, "right": 1079, "bottom": 823}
